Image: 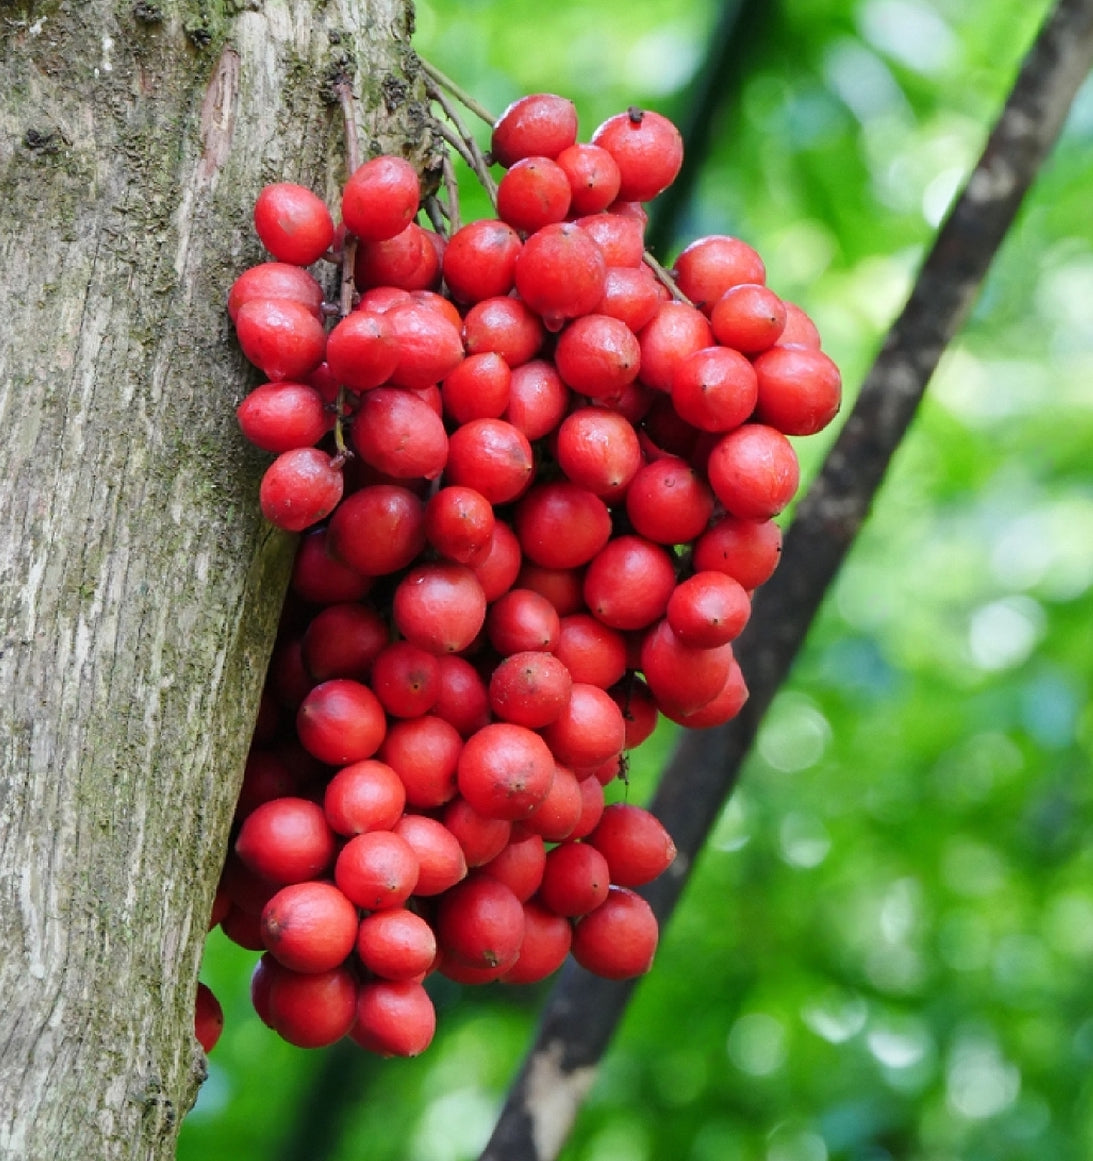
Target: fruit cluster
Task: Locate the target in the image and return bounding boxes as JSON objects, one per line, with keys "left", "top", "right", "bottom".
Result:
{"left": 197, "top": 91, "right": 841, "bottom": 1058}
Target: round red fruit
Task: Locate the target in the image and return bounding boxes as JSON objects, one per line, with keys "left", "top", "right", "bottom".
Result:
{"left": 514, "top": 222, "right": 606, "bottom": 331}
{"left": 435, "top": 873, "right": 526, "bottom": 971}
{"left": 538, "top": 840, "right": 611, "bottom": 917}
{"left": 351, "top": 980, "right": 436, "bottom": 1057}
{"left": 588, "top": 803, "right": 677, "bottom": 887}
{"left": 267, "top": 963, "right": 358, "bottom": 1049}
{"left": 356, "top": 908, "right": 438, "bottom": 981}
{"left": 237, "top": 381, "right": 329, "bottom": 453}
{"left": 571, "top": 886, "right": 659, "bottom": 979}
{"left": 260, "top": 880, "right": 358, "bottom": 973}
{"left": 235, "top": 796, "right": 336, "bottom": 885}
{"left": 259, "top": 448, "right": 343, "bottom": 533}
{"left": 540, "top": 683, "right": 626, "bottom": 770}
{"left": 323, "top": 759, "right": 406, "bottom": 836}
{"left": 296, "top": 679, "right": 386, "bottom": 766}
{"left": 195, "top": 983, "right": 223, "bottom": 1054}
{"left": 324, "top": 310, "right": 399, "bottom": 392}
{"left": 341, "top": 155, "right": 421, "bottom": 243}
{"left": 392, "top": 562, "right": 487, "bottom": 655}
{"left": 496, "top": 156, "right": 572, "bottom": 233}
{"left": 442, "top": 218, "right": 523, "bottom": 304}
{"left": 553, "top": 313, "right": 640, "bottom": 400}
{"left": 752, "top": 345, "right": 842, "bottom": 436}
{"left": 491, "top": 93, "right": 579, "bottom": 168}
{"left": 253, "top": 182, "right": 334, "bottom": 267}
{"left": 705, "top": 423, "right": 800, "bottom": 519}
{"left": 457, "top": 722, "right": 556, "bottom": 821}
{"left": 234, "top": 297, "right": 326, "bottom": 382}
{"left": 590, "top": 108, "right": 683, "bottom": 203}
{"left": 334, "top": 830, "right": 420, "bottom": 911}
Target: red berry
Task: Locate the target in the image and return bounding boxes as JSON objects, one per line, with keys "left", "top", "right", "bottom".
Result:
{"left": 351, "top": 980, "right": 436, "bottom": 1057}
{"left": 228, "top": 262, "right": 324, "bottom": 322}
{"left": 587, "top": 803, "right": 677, "bottom": 887}
{"left": 667, "top": 570, "right": 751, "bottom": 648}
{"left": 752, "top": 345, "right": 842, "bottom": 436}
{"left": 710, "top": 283, "right": 787, "bottom": 353}
{"left": 574, "top": 211, "right": 646, "bottom": 268}
{"left": 385, "top": 300, "right": 465, "bottom": 390}
{"left": 553, "top": 613, "right": 628, "bottom": 689}
{"left": 235, "top": 297, "right": 327, "bottom": 382}
{"left": 301, "top": 601, "right": 388, "bottom": 683}
{"left": 496, "top": 156, "right": 572, "bottom": 233}
{"left": 392, "top": 562, "right": 487, "bottom": 655}
{"left": 491, "top": 93, "right": 579, "bottom": 168}
{"left": 522, "top": 765, "right": 583, "bottom": 843}
{"left": 463, "top": 295, "right": 545, "bottom": 366}
{"left": 486, "top": 587, "right": 561, "bottom": 654}
{"left": 639, "top": 619, "right": 734, "bottom": 718}
{"left": 392, "top": 812, "right": 469, "bottom": 894}
{"left": 435, "top": 873, "right": 526, "bottom": 971}
{"left": 296, "top": 678, "right": 386, "bottom": 766}
{"left": 235, "top": 796, "right": 336, "bottom": 885}
{"left": 341, "top": 155, "right": 421, "bottom": 242}
{"left": 351, "top": 386, "right": 449, "bottom": 481}
{"left": 441, "top": 352, "right": 512, "bottom": 425}
{"left": 583, "top": 535, "right": 677, "bottom": 631}
{"left": 624, "top": 457, "right": 714, "bottom": 546}
{"left": 323, "top": 759, "right": 406, "bottom": 836}
{"left": 433, "top": 655, "right": 493, "bottom": 738}
{"left": 237, "top": 381, "right": 330, "bottom": 454}
{"left": 502, "top": 900, "right": 573, "bottom": 984}
{"left": 380, "top": 715, "right": 464, "bottom": 810}
{"left": 326, "top": 484, "right": 426, "bottom": 577}
{"left": 571, "top": 886, "right": 659, "bottom": 979}
{"left": 513, "top": 482, "right": 612, "bottom": 570}
{"left": 538, "top": 840, "right": 611, "bottom": 917}
{"left": 354, "top": 222, "right": 440, "bottom": 292}
{"left": 444, "top": 418, "right": 534, "bottom": 505}
{"left": 442, "top": 218, "right": 523, "bottom": 303}
{"left": 555, "top": 143, "right": 622, "bottom": 215}
{"left": 705, "top": 423, "right": 800, "bottom": 519}
{"left": 457, "top": 722, "right": 557, "bottom": 821}
{"left": 489, "top": 650, "right": 573, "bottom": 728}
{"left": 636, "top": 300, "right": 712, "bottom": 393}
{"left": 504, "top": 358, "right": 571, "bottom": 440}
{"left": 670, "top": 345, "right": 759, "bottom": 433}
{"left": 259, "top": 448, "right": 343, "bottom": 533}
{"left": 442, "top": 798, "right": 513, "bottom": 868}
{"left": 335, "top": 830, "right": 420, "bottom": 910}
{"left": 254, "top": 182, "right": 334, "bottom": 266}
{"left": 692, "top": 514, "right": 783, "bottom": 591}
{"left": 540, "top": 683, "right": 626, "bottom": 770}
{"left": 266, "top": 962, "right": 359, "bottom": 1048}
{"left": 260, "top": 880, "right": 358, "bottom": 973}
{"left": 673, "top": 235, "right": 766, "bottom": 309}
{"left": 482, "top": 825, "right": 547, "bottom": 901}
{"left": 370, "top": 640, "right": 440, "bottom": 718}
{"left": 324, "top": 310, "right": 400, "bottom": 393}
{"left": 590, "top": 108, "right": 683, "bottom": 203}
{"left": 514, "top": 222, "right": 607, "bottom": 330}
{"left": 553, "top": 313, "right": 641, "bottom": 400}
{"left": 356, "top": 908, "right": 438, "bottom": 981}
{"left": 291, "top": 528, "right": 372, "bottom": 605}
{"left": 595, "top": 264, "right": 664, "bottom": 333}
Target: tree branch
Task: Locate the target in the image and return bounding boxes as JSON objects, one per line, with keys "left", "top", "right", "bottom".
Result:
{"left": 478, "top": 1, "right": 1093, "bottom": 1158}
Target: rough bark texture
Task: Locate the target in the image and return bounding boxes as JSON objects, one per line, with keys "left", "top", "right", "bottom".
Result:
{"left": 0, "top": 3, "right": 428, "bottom": 1158}
{"left": 479, "top": 1, "right": 1093, "bottom": 1158}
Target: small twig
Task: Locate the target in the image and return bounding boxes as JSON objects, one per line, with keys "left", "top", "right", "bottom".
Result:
{"left": 336, "top": 81, "right": 363, "bottom": 176}
{"left": 425, "top": 78, "right": 499, "bottom": 207}
{"left": 641, "top": 250, "right": 694, "bottom": 306}
{"left": 441, "top": 150, "right": 463, "bottom": 235}
{"left": 419, "top": 57, "right": 498, "bottom": 127}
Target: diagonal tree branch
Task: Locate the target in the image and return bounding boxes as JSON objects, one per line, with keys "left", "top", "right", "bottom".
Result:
{"left": 478, "top": 1, "right": 1093, "bottom": 1158}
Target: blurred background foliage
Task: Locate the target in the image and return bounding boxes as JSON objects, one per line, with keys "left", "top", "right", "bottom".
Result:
{"left": 180, "top": 1, "right": 1093, "bottom": 1158}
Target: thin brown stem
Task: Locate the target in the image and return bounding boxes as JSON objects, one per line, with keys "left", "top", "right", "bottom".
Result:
{"left": 641, "top": 250, "right": 693, "bottom": 306}
{"left": 426, "top": 78, "right": 499, "bottom": 207}
{"left": 419, "top": 57, "right": 498, "bottom": 128}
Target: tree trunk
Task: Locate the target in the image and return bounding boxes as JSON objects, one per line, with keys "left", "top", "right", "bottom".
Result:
{"left": 0, "top": 3, "right": 426, "bottom": 1157}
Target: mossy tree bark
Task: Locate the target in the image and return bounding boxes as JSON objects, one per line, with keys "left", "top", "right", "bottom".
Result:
{"left": 0, "top": 2, "right": 429, "bottom": 1157}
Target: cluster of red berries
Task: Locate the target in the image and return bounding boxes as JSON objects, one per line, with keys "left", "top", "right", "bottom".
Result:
{"left": 196, "top": 91, "right": 840, "bottom": 1058}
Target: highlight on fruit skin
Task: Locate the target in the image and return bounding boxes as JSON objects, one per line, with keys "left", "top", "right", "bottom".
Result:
{"left": 217, "top": 82, "right": 838, "bottom": 1058}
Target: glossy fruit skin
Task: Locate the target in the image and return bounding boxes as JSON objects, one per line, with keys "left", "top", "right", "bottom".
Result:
{"left": 260, "top": 880, "right": 359, "bottom": 973}
{"left": 237, "top": 381, "right": 329, "bottom": 453}
{"left": 491, "top": 93, "right": 579, "bottom": 168}
{"left": 254, "top": 182, "right": 335, "bottom": 266}
{"left": 235, "top": 796, "right": 337, "bottom": 885}
{"left": 571, "top": 886, "right": 659, "bottom": 979}
{"left": 538, "top": 840, "right": 611, "bottom": 917}
{"left": 692, "top": 515, "right": 783, "bottom": 591}
{"left": 457, "top": 722, "right": 557, "bottom": 821}
{"left": 555, "top": 143, "right": 622, "bottom": 215}
{"left": 540, "top": 682, "right": 627, "bottom": 771}
{"left": 583, "top": 535, "right": 677, "bottom": 632}
{"left": 392, "top": 812, "right": 469, "bottom": 894}
{"left": 334, "top": 830, "right": 420, "bottom": 911}
{"left": 709, "top": 283, "right": 787, "bottom": 353}
{"left": 666, "top": 570, "right": 751, "bottom": 648}
{"left": 514, "top": 482, "right": 612, "bottom": 570}
{"left": 501, "top": 900, "right": 573, "bottom": 984}
{"left": 267, "top": 962, "right": 359, "bottom": 1049}
{"left": 705, "top": 423, "right": 800, "bottom": 519}
{"left": 341, "top": 155, "right": 421, "bottom": 243}
{"left": 326, "top": 485, "right": 427, "bottom": 578}
{"left": 670, "top": 345, "right": 758, "bottom": 434}
{"left": 553, "top": 313, "right": 641, "bottom": 400}
{"left": 587, "top": 803, "right": 677, "bottom": 887}
{"left": 228, "top": 262, "right": 324, "bottom": 322}
{"left": 351, "top": 387, "right": 449, "bottom": 481}
{"left": 380, "top": 715, "right": 464, "bottom": 810}
{"left": 444, "top": 419, "right": 535, "bottom": 505}
{"left": 351, "top": 980, "right": 436, "bottom": 1057}
{"left": 258, "top": 448, "right": 343, "bottom": 533}
{"left": 392, "top": 562, "right": 487, "bottom": 656}
{"left": 296, "top": 679, "right": 386, "bottom": 766}
{"left": 590, "top": 108, "right": 684, "bottom": 202}
{"left": 324, "top": 310, "right": 399, "bottom": 393}
{"left": 624, "top": 458, "right": 714, "bottom": 546}
{"left": 323, "top": 759, "right": 406, "bottom": 836}
{"left": 752, "top": 344, "right": 842, "bottom": 436}
{"left": 673, "top": 235, "right": 767, "bottom": 309}
{"left": 514, "top": 222, "right": 607, "bottom": 330}
{"left": 356, "top": 908, "right": 438, "bottom": 980}
{"left": 435, "top": 873, "right": 526, "bottom": 971}
{"left": 442, "top": 218, "right": 523, "bottom": 303}
{"left": 489, "top": 650, "right": 573, "bottom": 728}
{"left": 496, "top": 156, "right": 572, "bottom": 233}
{"left": 235, "top": 297, "right": 327, "bottom": 382}
{"left": 301, "top": 602, "right": 389, "bottom": 684}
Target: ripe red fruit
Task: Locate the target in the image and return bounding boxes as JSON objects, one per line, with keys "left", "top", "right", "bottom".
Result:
{"left": 705, "top": 423, "right": 800, "bottom": 519}
{"left": 624, "top": 457, "right": 715, "bottom": 546}
{"left": 489, "top": 650, "right": 573, "bottom": 728}
{"left": 442, "top": 798, "right": 512, "bottom": 867}
{"left": 326, "top": 484, "right": 426, "bottom": 577}
{"left": 590, "top": 108, "right": 683, "bottom": 203}
{"left": 468, "top": 519, "right": 523, "bottom": 602}
{"left": 692, "top": 514, "right": 783, "bottom": 591}
{"left": 538, "top": 840, "right": 611, "bottom": 917}
{"left": 491, "top": 93, "right": 579, "bottom": 167}
{"left": 502, "top": 901, "right": 573, "bottom": 984}
{"left": 462, "top": 295, "right": 545, "bottom": 366}
{"left": 259, "top": 447, "right": 344, "bottom": 533}
{"left": 301, "top": 602, "right": 388, "bottom": 683}
{"left": 392, "top": 562, "right": 487, "bottom": 655}
{"left": 709, "top": 283, "right": 787, "bottom": 353}
{"left": 504, "top": 358, "right": 572, "bottom": 440}
{"left": 432, "top": 655, "right": 492, "bottom": 737}
{"left": 334, "top": 830, "right": 420, "bottom": 910}
{"left": 515, "top": 562, "right": 585, "bottom": 617}
{"left": 195, "top": 982, "right": 223, "bottom": 1053}
{"left": 583, "top": 535, "right": 677, "bottom": 631}
{"left": 356, "top": 908, "right": 438, "bottom": 981}
{"left": 379, "top": 715, "right": 464, "bottom": 809}
{"left": 444, "top": 418, "right": 535, "bottom": 505}
{"left": 386, "top": 300, "right": 465, "bottom": 389}
{"left": 482, "top": 825, "right": 546, "bottom": 901}
{"left": 596, "top": 264, "right": 663, "bottom": 333}
{"left": 486, "top": 587, "right": 561, "bottom": 654}
{"left": 323, "top": 759, "right": 406, "bottom": 836}
{"left": 235, "top": 796, "right": 336, "bottom": 885}
{"left": 752, "top": 345, "right": 842, "bottom": 436}
{"left": 670, "top": 345, "right": 758, "bottom": 433}
{"left": 612, "top": 676, "right": 659, "bottom": 750}
{"left": 435, "top": 873, "right": 526, "bottom": 971}
{"left": 555, "top": 407, "right": 642, "bottom": 500}
{"left": 496, "top": 156, "right": 573, "bottom": 233}
{"left": 574, "top": 211, "right": 646, "bottom": 268}
{"left": 254, "top": 182, "right": 334, "bottom": 266}
{"left": 587, "top": 803, "right": 677, "bottom": 887}
{"left": 540, "top": 682, "right": 627, "bottom": 770}
{"left": 369, "top": 640, "right": 440, "bottom": 718}
{"left": 425, "top": 485, "right": 497, "bottom": 564}
{"left": 237, "top": 381, "right": 330, "bottom": 453}
{"left": 441, "top": 351, "right": 512, "bottom": 425}
{"left": 442, "top": 218, "right": 523, "bottom": 303}
{"left": 324, "top": 310, "right": 400, "bottom": 392}
{"left": 392, "top": 812, "right": 469, "bottom": 894}
{"left": 779, "top": 301, "right": 823, "bottom": 349}
{"left": 571, "top": 886, "right": 659, "bottom": 979}
{"left": 291, "top": 527, "right": 372, "bottom": 604}
{"left": 669, "top": 656, "right": 749, "bottom": 728}
{"left": 553, "top": 613, "right": 628, "bottom": 689}
{"left": 267, "top": 962, "right": 358, "bottom": 1049}
{"left": 228, "top": 262, "right": 324, "bottom": 322}
{"left": 667, "top": 570, "right": 751, "bottom": 648}
{"left": 457, "top": 722, "right": 557, "bottom": 821}
{"left": 514, "top": 222, "right": 607, "bottom": 330}
{"left": 513, "top": 482, "right": 612, "bottom": 570}
{"left": 673, "top": 235, "right": 767, "bottom": 309}
{"left": 354, "top": 222, "right": 440, "bottom": 292}
{"left": 341, "top": 155, "right": 421, "bottom": 242}
{"left": 260, "top": 880, "right": 358, "bottom": 973}
{"left": 639, "top": 619, "right": 734, "bottom": 717}
{"left": 555, "top": 142, "right": 622, "bottom": 215}
{"left": 296, "top": 679, "right": 386, "bottom": 766}
{"left": 522, "top": 764, "right": 583, "bottom": 842}
{"left": 351, "top": 979, "right": 436, "bottom": 1057}
{"left": 553, "top": 313, "right": 641, "bottom": 400}
{"left": 351, "top": 386, "right": 449, "bottom": 481}
{"left": 235, "top": 297, "right": 327, "bottom": 382}
{"left": 636, "top": 301, "right": 713, "bottom": 393}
